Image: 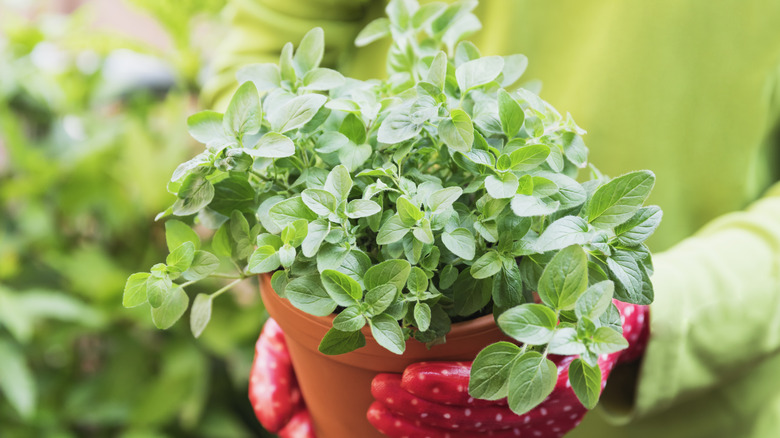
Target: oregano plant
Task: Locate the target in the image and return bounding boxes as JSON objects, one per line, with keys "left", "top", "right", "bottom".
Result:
{"left": 124, "top": 0, "right": 661, "bottom": 416}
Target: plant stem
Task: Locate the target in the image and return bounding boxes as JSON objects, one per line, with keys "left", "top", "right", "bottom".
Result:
{"left": 211, "top": 278, "right": 244, "bottom": 299}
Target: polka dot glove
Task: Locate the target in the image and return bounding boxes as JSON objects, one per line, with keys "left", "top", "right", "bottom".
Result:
{"left": 249, "top": 301, "right": 648, "bottom": 438}
{"left": 366, "top": 301, "right": 649, "bottom": 438}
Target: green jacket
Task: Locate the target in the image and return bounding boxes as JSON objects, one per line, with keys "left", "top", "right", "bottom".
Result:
{"left": 205, "top": 1, "right": 780, "bottom": 436}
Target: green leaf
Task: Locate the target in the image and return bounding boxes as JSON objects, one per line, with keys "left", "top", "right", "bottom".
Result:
{"left": 456, "top": 56, "right": 504, "bottom": 92}
{"left": 366, "top": 284, "right": 398, "bottom": 315}
{"left": 208, "top": 176, "right": 256, "bottom": 215}
{"left": 173, "top": 174, "right": 215, "bottom": 216}
{"left": 302, "top": 219, "right": 330, "bottom": 257}
{"left": 378, "top": 106, "right": 423, "bottom": 144}
{"left": 229, "top": 210, "right": 254, "bottom": 259}
{"left": 268, "top": 94, "right": 328, "bottom": 133}
{"left": 439, "top": 265, "right": 458, "bottom": 289}
{"left": 591, "top": 326, "right": 629, "bottom": 355}
{"left": 123, "top": 273, "right": 150, "bottom": 308}
{"left": 492, "top": 259, "right": 524, "bottom": 310}
{"left": 190, "top": 293, "right": 212, "bottom": 338}
{"left": 607, "top": 250, "right": 651, "bottom": 304}
{"left": 537, "top": 245, "right": 588, "bottom": 310}
{"left": 501, "top": 54, "right": 528, "bottom": 87}
{"left": 247, "top": 246, "right": 281, "bottom": 274}
{"left": 498, "top": 90, "right": 524, "bottom": 138}
{"left": 453, "top": 269, "right": 492, "bottom": 316}
{"left": 293, "top": 27, "right": 324, "bottom": 75}
{"left": 414, "top": 302, "right": 432, "bottom": 331}
{"left": 510, "top": 194, "right": 559, "bottom": 217}
{"left": 397, "top": 196, "right": 424, "bottom": 225}
{"left": 509, "top": 144, "right": 550, "bottom": 171}
{"left": 333, "top": 306, "right": 366, "bottom": 332}
{"left": 548, "top": 327, "right": 586, "bottom": 355}
{"left": 364, "top": 259, "right": 411, "bottom": 292}
{"left": 561, "top": 132, "right": 588, "bottom": 168}
{"left": 319, "top": 328, "right": 366, "bottom": 355}
{"left": 236, "top": 63, "right": 281, "bottom": 91}
{"left": 426, "top": 51, "right": 447, "bottom": 90}
{"left": 0, "top": 340, "right": 36, "bottom": 419}
{"left": 369, "top": 314, "right": 406, "bottom": 355}
{"left": 485, "top": 173, "right": 519, "bottom": 199}
{"left": 441, "top": 228, "right": 476, "bottom": 260}
{"left": 151, "top": 286, "right": 189, "bottom": 329}
{"left": 498, "top": 303, "right": 558, "bottom": 345}
{"left": 269, "top": 196, "right": 318, "bottom": 227}
{"left": 182, "top": 250, "right": 220, "bottom": 281}
{"left": 569, "top": 358, "right": 602, "bottom": 409}
{"left": 439, "top": 109, "right": 474, "bottom": 153}
{"left": 614, "top": 205, "right": 663, "bottom": 246}
{"left": 587, "top": 171, "right": 656, "bottom": 228}
{"left": 166, "top": 242, "right": 196, "bottom": 277}
{"left": 346, "top": 199, "right": 381, "bottom": 219}
{"left": 324, "top": 165, "right": 353, "bottom": 201}
{"left": 377, "top": 215, "right": 410, "bottom": 245}
{"left": 224, "top": 81, "right": 262, "bottom": 140}
{"left": 165, "top": 220, "right": 201, "bottom": 252}
{"left": 302, "top": 188, "right": 337, "bottom": 216}
{"left": 507, "top": 351, "right": 557, "bottom": 415}
{"left": 355, "top": 17, "right": 390, "bottom": 47}
{"left": 429, "top": 187, "right": 462, "bottom": 212}
{"left": 278, "top": 244, "right": 296, "bottom": 268}
{"left": 406, "top": 267, "right": 428, "bottom": 294}
{"left": 469, "top": 341, "right": 521, "bottom": 400}
{"left": 575, "top": 281, "right": 614, "bottom": 321}
{"left": 321, "top": 270, "right": 363, "bottom": 306}
{"left": 471, "top": 251, "right": 503, "bottom": 279}
{"left": 535, "top": 216, "right": 594, "bottom": 253}
{"left": 285, "top": 275, "right": 337, "bottom": 316}
{"left": 187, "top": 110, "right": 226, "bottom": 145}
{"left": 338, "top": 142, "right": 372, "bottom": 172}
{"left": 247, "top": 132, "right": 295, "bottom": 158}
{"left": 146, "top": 274, "right": 172, "bottom": 309}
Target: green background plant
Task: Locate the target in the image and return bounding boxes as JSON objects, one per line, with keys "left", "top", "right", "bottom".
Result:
{"left": 0, "top": 1, "right": 274, "bottom": 436}
{"left": 127, "top": 0, "right": 659, "bottom": 416}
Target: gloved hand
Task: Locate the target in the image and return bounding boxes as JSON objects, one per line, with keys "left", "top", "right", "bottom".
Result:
{"left": 249, "top": 301, "right": 648, "bottom": 438}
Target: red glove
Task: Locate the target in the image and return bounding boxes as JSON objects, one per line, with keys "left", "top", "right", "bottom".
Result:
{"left": 249, "top": 301, "right": 649, "bottom": 438}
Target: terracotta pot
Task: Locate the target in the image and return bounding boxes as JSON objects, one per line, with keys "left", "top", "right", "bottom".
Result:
{"left": 260, "top": 274, "right": 511, "bottom": 438}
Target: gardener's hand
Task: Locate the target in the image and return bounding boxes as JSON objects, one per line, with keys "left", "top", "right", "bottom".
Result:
{"left": 248, "top": 318, "right": 316, "bottom": 438}
{"left": 366, "top": 301, "right": 649, "bottom": 438}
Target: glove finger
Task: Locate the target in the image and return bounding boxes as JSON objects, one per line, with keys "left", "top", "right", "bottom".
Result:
{"left": 368, "top": 401, "right": 547, "bottom": 438}
{"left": 401, "top": 362, "right": 507, "bottom": 407}
{"left": 374, "top": 373, "right": 528, "bottom": 432}
{"left": 249, "top": 318, "right": 302, "bottom": 433}
{"left": 278, "top": 410, "right": 317, "bottom": 438}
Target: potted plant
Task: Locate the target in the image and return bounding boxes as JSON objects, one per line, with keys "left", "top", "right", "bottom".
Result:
{"left": 124, "top": 1, "right": 660, "bottom": 437}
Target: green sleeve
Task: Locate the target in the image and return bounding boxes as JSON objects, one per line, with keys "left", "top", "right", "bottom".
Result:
{"left": 202, "top": 0, "right": 381, "bottom": 109}
{"left": 601, "top": 181, "right": 780, "bottom": 421}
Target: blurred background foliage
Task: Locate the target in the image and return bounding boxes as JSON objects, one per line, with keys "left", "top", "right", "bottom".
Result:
{"left": 0, "top": 0, "right": 272, "bottom": 436}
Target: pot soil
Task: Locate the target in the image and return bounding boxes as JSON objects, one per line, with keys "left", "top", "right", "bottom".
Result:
{"left": 260, "top": 274, "right": 511, "bottom": 438}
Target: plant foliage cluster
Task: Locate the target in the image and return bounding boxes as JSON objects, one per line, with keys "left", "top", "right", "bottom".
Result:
{"left": 127, "top": 0, "right": 660, "bottom": 414}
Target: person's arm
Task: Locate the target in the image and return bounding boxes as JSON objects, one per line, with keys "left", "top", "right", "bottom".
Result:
{"left": 601, "top": 180, "right": 780, "bottom": 420}
{"left": 202, "top": 0, "right": 380, "bottom": 109}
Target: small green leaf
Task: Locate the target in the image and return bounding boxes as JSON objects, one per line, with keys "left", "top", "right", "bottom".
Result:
{"left": 607, "top": 250, "right": 651, "bottom": 304}
{"left": 269, "top": 196, "right": 318, "bottom": 227}
{"left": 369, "top": 314, "right": 406, "bottom": 355}
{"left": 587, "top": 171, "right": 656, "bottom": 228}
{"left": 151, "top": 286, "right": 189, "bottom": 329}
{"left": 236, "top": 63, "right": 281, "bottom": 91}
{"left": 285, "top": 275, "right": 337, "bottom": 317}
{"left": 590, "top": 326, "right": 629, "bottom": 355}
{"left": 248, "top": 132, "right": 295, "bottom": 158}
{"left": 302, "top": 219, "right": 330, "bottom": 257}
{"left": 469, "top": 341, "right": 522, "bottom": 400}
{"left": 302, "top": 188, "right": 338, "bottom": 216}
{"left": 165, "top": 220, "right": 201, "bottom": 252}
{"left": 123, "top": 273, "right": 150, "bottom": 308}
{"left": 224, "top": 81, "right": 262, "bottom": 140}
{"left": 187, "top": 110, "right": 226, "bottom": 145}
{"left": 268, "top": 94, "right": 328, "bottom": 133}
{"left": 321, "top": 269, "right": 363, "bottom": 306}
{"left": 439, "top": 265, "right": 458, "bottom": 289}
{"left": 346, "top": 199, "right": 381, "bottom": 219}
{"left": 377, "top": 215, "right": 410, "bottom": 245}
{"left": 366, "top": 284, "right": 398, "bottom": 315}
{"left": 0, "top": 340, "right": 36, "bottom": 419}
{"left": 355, "top": 17, "right": 390, "bottom": 47}
{"left": 456, "top": 56, "right": 504, "bottom": 92}
{"left": 293, "top": 28, "right": 324, "bottom": 75}
{"left": 146, "top": 275, "right": 172, "bottom": 309}
{"left": 319, "top": 327, "right": 366, "bottom": 355}
{"left": 173, "top": 174, "right": 215, "bottom": 216}
{"left": 510, "top": 194, "right": 559, "bottom": 217}
{"left": 414, "top": 302, "right": 431, "bottom": 331}
{"left": 247, "top": 246, "right": 281, "bottom": 274}
{"left": 324, "top": 165, "right": 353, "bottom": 201}
{"left": 333, "top": 306, "right": 366, "bottom": 332}
{"left": 471, "top": 251, "right": 503, "bottom": 279}
{"left": 406, "top": 267, "right": 428, "bottom": 294}
{"left": 507, "top": 351, "right": 557, "bottom": 415}
{"left": 439, "top": 109, "right": 474, "bottom": 153}
{"left": 364, "top": 259, "right": 411, "bottom": 292}
{"left": 537, "top": 245, "right": 588, "bottom": 310}
{"left": 190, "top": 293, "right": 213, "bottom": 338}
{"left": 485, "top": 173, "right": 519, "bottom": 199}
{"left": 535, "top": 216, "right": 594, "bottom": 253}
{"left": 166, "top": 242, "right": 196, "bottom": 276}
{"left": 509, "top": 144, "right": 550, "bottom": 171}
{"left": 429, "top": 187, "right": 462, "bottom": 211}
{"left": 548, "top": 327, "right": 586, "bottom": 355}
{"left": 441, "top": 228, "right": 476, "bottom": 260}
{"left": 614, "top": 205, "right": 663, "bottom": 246}
{"left": 498, "top": 90, "right": 524, "bottom": 138}
{"left": 575, "top": 281, "right": 614, "bottom": 321}
{"left": 397, "top": 196, "right": 424, "bottom": 225}
{"left": 497, "top": 303, "right": 558, "bottom": 345}
{"left": 569, "top": 358, "right": 602, "bottom": 409}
